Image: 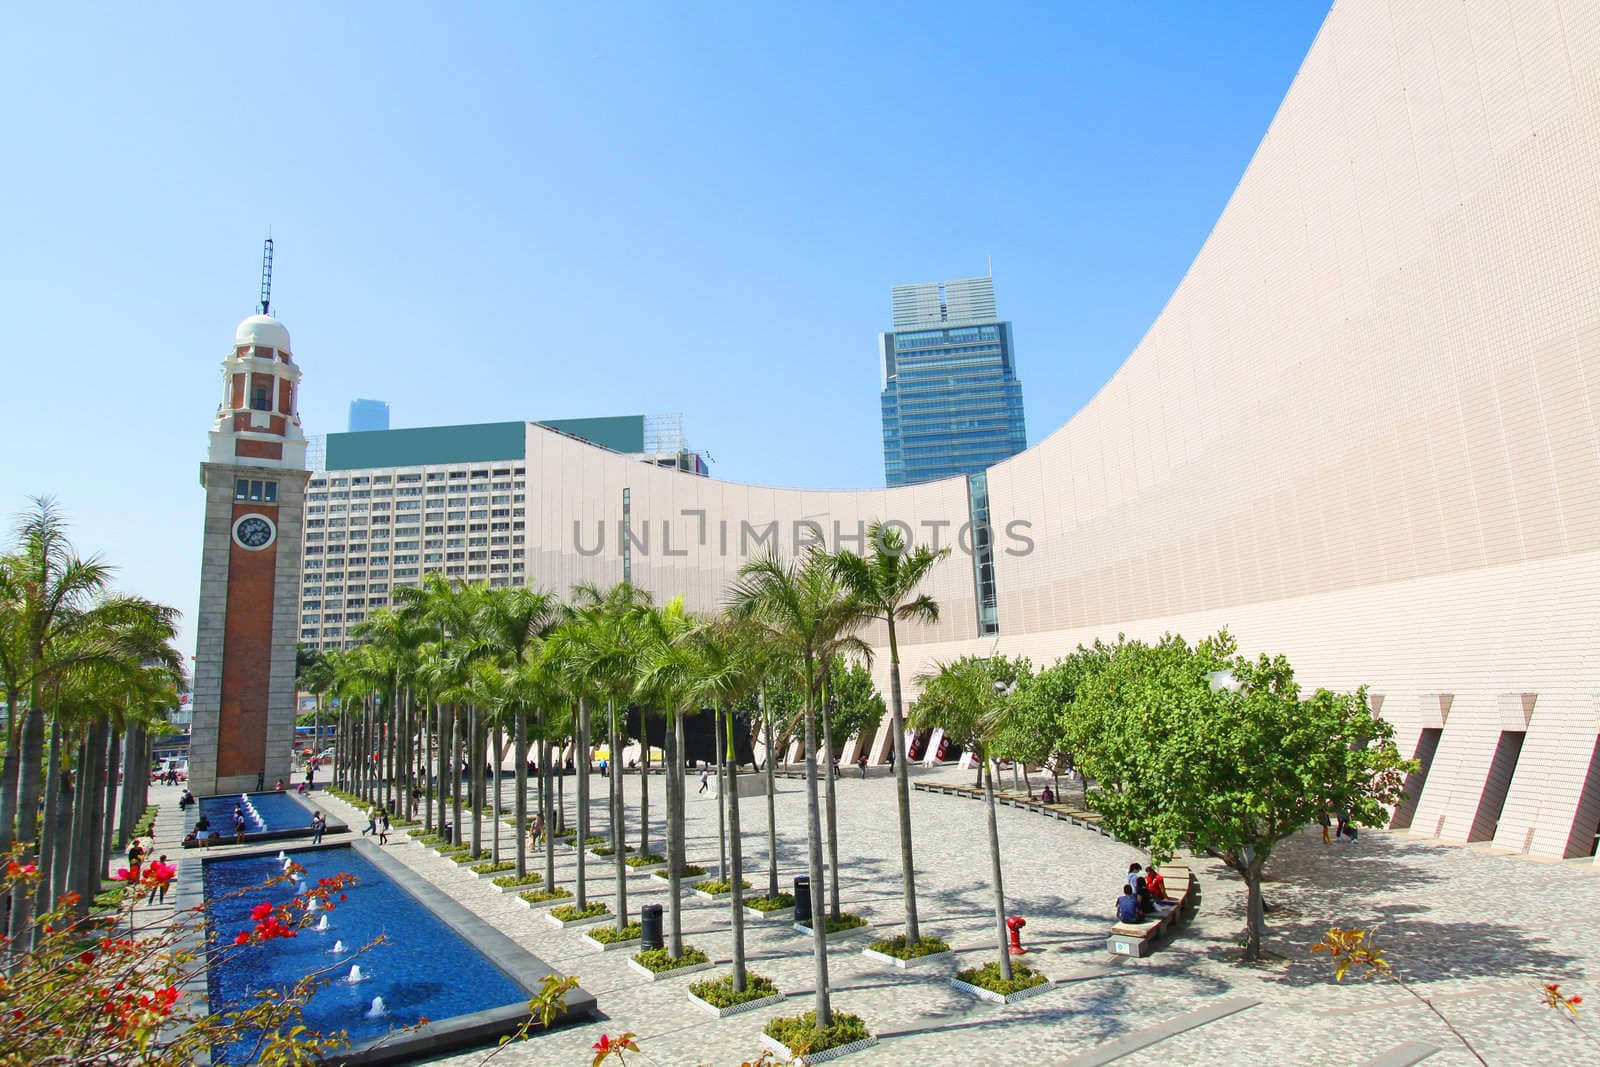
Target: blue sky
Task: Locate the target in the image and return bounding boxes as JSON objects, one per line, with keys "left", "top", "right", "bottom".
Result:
{"left": 0, "top": 2, "right": 1328, "bottom": 655}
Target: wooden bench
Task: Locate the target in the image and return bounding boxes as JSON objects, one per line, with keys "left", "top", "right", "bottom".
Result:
{"left": 1106, "top": 864, "right": 1197, "bottom": 957}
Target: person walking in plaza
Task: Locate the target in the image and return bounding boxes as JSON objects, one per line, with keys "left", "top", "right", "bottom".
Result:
{"left": 310, "top": 811, "right": 326, "bottom": 844}
{"left": 1318, "top": 809, "right": 1332, "bottom": 844}
{"left": 363, "top": 805, "right": 377, "bottom": 836}
{"left": 233, "top": 812, "right": 247, "bottom": 844}
{"left": 698, "top": 767, "right": 709, "bottom": 795}
{"left": 857, "top": 754, "right": 868, "bottom": 779}
{"left": 377, "top": 807, "right": 390, "bottom": 846}
{"left": 146, "top": 855, "right": 171, "bottom": 905}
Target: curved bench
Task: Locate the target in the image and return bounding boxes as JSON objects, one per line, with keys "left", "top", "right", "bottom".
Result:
{"left": 1106, "top": 864, "right": 1198, "bottom": 957}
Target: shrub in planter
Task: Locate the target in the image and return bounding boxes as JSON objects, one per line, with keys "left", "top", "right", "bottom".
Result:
{"left": 632, "top": 945, "right": 710, "bottom": 974}
{"left": 587, "top": 922, "right": 642, "bottom": 945}
{"left": 689, "top": 971, "right": 778, "bottom": 1008}
{"left": 763, "top": 1010, "right": 870, "bottom": 1056}
{"left": 471, "top": 861, "right": 515, "bottom": 875}
{"left": 492, "top": 871, "right": 544, "bottom": 888}
{"left": 692, "top": 878, "right": 751, "bottom": 895}
{"left": 868, "top": 934, "right": 950, "bottom": 959}
{"left": 745, "top": 893, "right": 794, "bottom": 912}
{"left": 591, "top": 843, "right": 634, "bottom": 856}
{"left": 653, "top": 864, "right": 706, "bottom": 881}
{"left": 449, "top": 851, "right": 487, "bottom": 865}
{"left": 625, "top": 853, "right": 666, "bottom": 869}
{"left": 549, "top": 902, "right": 610, "bottom": 923}
{"left": 954, "top": 960, "right": 1047, "bottom": 996}
{"left": 520, "top": 887, "right": 573, "bottom": 904}
{"left": 798, "top": 913, "right": 867, "bottom": 935}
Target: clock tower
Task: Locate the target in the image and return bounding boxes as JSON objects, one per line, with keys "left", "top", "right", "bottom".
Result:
{"left": 189, "top": 258, "right": 309, "bottom": 796}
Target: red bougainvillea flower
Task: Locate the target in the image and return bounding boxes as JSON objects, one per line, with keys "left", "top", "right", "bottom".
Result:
{"left": 234, "top": 932, "right": 250, "bottom": 945}
{"left": 142, "top": 861, "right": 177, "bottom": 887}
{"left": 5, "top": 861, "right": 37, "bottom": 878}
{"left": 593, "top": 1035, "right": 614, "bottom": 1053}
{"left": 250, "top": 903, "right": 274, "bottom": 922}
{"left": 111, "top": 868, "right": 137, "bottom": 882}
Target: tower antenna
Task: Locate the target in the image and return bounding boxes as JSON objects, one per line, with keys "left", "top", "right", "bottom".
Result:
{"left": 258, "top": 235, "right": 274, "bottom": 315}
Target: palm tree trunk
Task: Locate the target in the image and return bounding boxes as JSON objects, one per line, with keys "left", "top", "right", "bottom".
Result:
{"left": 491, "top": 728, "right": 506, "bottom": 863}
{"left": 886, "top": 632, "right": 921, "bottom": 943}
{"left": 469, "top": 707, "right": 483, "bottom": 859}
{"left": 104, "top": 727, "right": 124, "bottom": 876}
{"left": 820, "top": 676, "right": 842, "bottom": 922}
{"left": 8, "top": 700, "right": 48, "bottom": 943}
{"left": 422, "top": 697, "right": 434, "bottom": 833}
{"left": 801, "top": 668, "right": 834, "bottom": 1028}
{"left": 714, "top": 709, "right": 728, "bottom": 881}
{"left": 36, "top": 719, "right": 64, "bottom": 921}
{"left": 763, "top": 693, "right": 778, "bottom": 900}
{"left": 609, "top": 702, "right": 628, "bottom": 929}
{"left": 514, "top": 711, "right": 528, "bottom": 879}
{"left": 575, "top": 699, "right": 590, "bottom": 910}
{"left": 673, "top": 712, "right": 688, "bottom": 877}
{"left": 0, "top": 705, "right": 21, "bottom": 856}
{"left": 65, "top": 731, "right": 97, "bottom": 920}
{"left": 638, "top": 716, "right": 651, "bottom": 857}
{"left": 664, "top": 709, "right": 685, "bottom": 957}
{"left": 982, "top": 752, "right": 1012, "bottom": 981}
{"left": 541, "top": 723, "right": 556, "bottom": 889}
{"left": 435, "top": 702, "right": 448, "bottom": 838}
{"left": 726, "top": 707, "right": 748, "bottom": 993}
{"left": 450, "top": 707, "right": 463, "bottom": 847}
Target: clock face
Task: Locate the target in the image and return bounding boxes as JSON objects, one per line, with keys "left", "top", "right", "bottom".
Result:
{"left": 232, "top": 514, "right": 276, "bottom": 550}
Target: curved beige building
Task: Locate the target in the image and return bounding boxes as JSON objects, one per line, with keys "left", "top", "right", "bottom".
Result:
{"left": 312, "top": 0, "right": 1600, "bottom": 859}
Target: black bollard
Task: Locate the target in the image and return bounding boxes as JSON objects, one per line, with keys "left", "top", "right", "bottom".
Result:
{"left": 641, "top": 904, "right": 664, "bottom": 951}
{"left": 794, "top": 876, "right": 812, "bottom": 927}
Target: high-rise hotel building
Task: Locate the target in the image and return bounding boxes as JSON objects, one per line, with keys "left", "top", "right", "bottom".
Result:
{"left": 880, "top": 276, "right": 1027, "bottom": 486}
{"left": 298, "top": 415, "right": 707, "bottom": 651}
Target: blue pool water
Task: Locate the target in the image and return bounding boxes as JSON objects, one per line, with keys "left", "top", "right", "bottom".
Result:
{"left": 204, "top": 845, "right": 526, "bottom": 1062}
{"left": 199, "top": 792, "right": 313, "bottom": 836}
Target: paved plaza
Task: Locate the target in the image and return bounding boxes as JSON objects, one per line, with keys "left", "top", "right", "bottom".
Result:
{"left": 167, "top": 766, "right": 1600, "bottom": 1066}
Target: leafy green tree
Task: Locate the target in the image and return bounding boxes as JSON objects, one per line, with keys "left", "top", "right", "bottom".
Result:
{"left": 1006, "top": 646, "right": 1111, "bottom": 799}
{"left": 1063, "top": 630, "right": 1413, "bottom": 961}
{"left": 830, "top": 521, "right": 947, "bottom": 944}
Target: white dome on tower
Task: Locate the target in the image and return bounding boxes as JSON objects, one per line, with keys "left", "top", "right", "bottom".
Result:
{"left": 235, "top": 313, "right": 291, "bottom": 353}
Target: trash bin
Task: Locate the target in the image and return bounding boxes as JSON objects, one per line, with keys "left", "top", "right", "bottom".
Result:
{"left": 441, "top": 821, "right": 454, "bottom": 844}
{"left": 641, "top": 904, "right": 664, "bottom": 951}
{"left": 794, "top": 876, "right": 812, "bottom": 927}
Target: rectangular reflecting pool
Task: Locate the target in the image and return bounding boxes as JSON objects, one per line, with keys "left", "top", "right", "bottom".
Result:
{"left": 196, "top": 841, "right": 593, "bottom": 1064}
{"left": 198, "top": 792, "right": 319, "bottom": 839}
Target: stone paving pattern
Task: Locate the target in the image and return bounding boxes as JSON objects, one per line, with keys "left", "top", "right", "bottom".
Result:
{"left": 165, "top": 765, "right": 1600, "bottom": 1065}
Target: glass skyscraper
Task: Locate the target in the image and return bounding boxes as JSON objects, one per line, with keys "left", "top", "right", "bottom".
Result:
{"left": 880, "top": 276, "right": 1026, "bottom": 486}
{"left": 347, "top": 398, "right": 390, "bottom": 433}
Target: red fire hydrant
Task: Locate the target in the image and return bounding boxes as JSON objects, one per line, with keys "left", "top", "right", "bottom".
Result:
{"left": 1007, "top": 915, "right": 1027, "bottom": 955}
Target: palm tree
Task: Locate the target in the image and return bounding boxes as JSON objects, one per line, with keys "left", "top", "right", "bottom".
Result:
{"left": 474, "top": 587, "right": 561, "bottom": 875}
{"left": 395, "top": 575, "right": 480, "bottom": 842}
{"left": 831, "top": 521, "right": 948, "bottom": 944}
{"left": 727, "top": 549, "right": 869, "bottom": 1029}
{"left": 911, "top": 655, "right": 1028, "bottom": 981}
{"left": 689, "top": 619, "right": 767, "bottom": 993}
{"left": 635, "top": 597, "right": 706, "bottom": 959}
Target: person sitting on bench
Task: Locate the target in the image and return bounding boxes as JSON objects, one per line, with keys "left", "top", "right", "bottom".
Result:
{"left": 1116, "top": 884, "right": 1142, "bottom": 923}
{"left": 1145, "top": 865, "right": 1170, "bottom": 903}
{"left": 1040, "top": 785, "right": 1055, "bottom": 804}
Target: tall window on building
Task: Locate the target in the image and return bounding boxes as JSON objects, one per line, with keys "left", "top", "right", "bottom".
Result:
{"left": 967, "top": 472, "right": 999, "bottom": 636}
{"left": 621, "top": 488, "right": 632, "bottom": 584}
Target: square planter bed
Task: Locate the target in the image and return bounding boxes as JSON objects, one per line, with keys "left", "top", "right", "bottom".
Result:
{"left": 688, "top": 985, "right": 787, "bottom": 1017}
{"left": 581, "top": 923, "right": 643, "bottom": 953}
{"left": 625, "top": 859, "right": 667, "bottom": 873}
{"left": 652, "top": 865, "right": 707, "bottom": 882}
{"left": 862, "top": 946, "right": 955, "bottom": 970}
{"left": 627, "top": 956, "right": 717, "bottom": 983}
{"left": 744, "top": 904, "right": 796, "bottom": 922}
{"left": 949, "top": 971, "right": 1054, "bottom": 1005}
{"left": 516, "top": 889, "right": 574, "bottom": 910}
{"left": 691, "top": 880, "right": 750, "bottom": 902}
{"left": 792, "top": 916, "right": 871, "bottom": 941}
{"left": 544, "top": 906, "right": 612, "bottom": 929}
{"left": 490, "top": 875, "right": 546, "bottom": 894}
{"left": 759, "top": 1033, "right": 878, "bottom": 1066}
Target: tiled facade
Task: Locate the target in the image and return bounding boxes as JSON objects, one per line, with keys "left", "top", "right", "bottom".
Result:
{"left": 385, "top": 0, "right": 1598, "bottom": 860}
